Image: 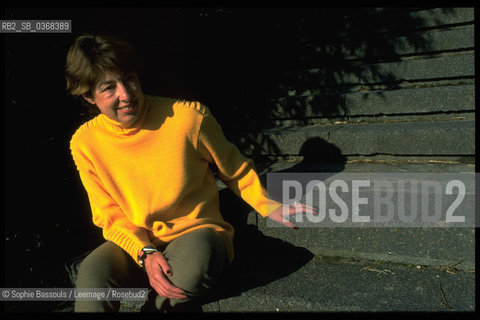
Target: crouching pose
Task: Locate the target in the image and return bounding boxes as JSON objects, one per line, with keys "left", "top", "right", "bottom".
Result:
{"left": 65, "top": 34, "right": 314, "bottom": 312}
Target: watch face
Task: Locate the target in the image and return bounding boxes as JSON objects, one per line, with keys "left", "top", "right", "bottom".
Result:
{"left": 142, "top": 246, "right": 157, "bottom": 254}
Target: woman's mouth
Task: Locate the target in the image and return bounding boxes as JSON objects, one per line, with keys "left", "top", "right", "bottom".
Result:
{"left": 118, "top": 104, "right": 135, "bottom": 114}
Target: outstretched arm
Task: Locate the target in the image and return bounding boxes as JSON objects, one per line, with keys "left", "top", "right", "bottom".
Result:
{"left": 196, "top": 106, "right": 317, "bottom": 225}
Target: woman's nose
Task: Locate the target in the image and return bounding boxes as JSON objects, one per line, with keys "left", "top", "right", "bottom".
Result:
{"left": 117, "top": 81, "right": 131, "bottom": 101}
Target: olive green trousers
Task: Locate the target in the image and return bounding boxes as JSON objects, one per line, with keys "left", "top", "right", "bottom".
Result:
{"left": 74, "top": 228, "right": 228, "bottom": 312}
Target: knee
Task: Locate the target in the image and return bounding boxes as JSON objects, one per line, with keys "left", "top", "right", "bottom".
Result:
{"left": 75, "top": 242, "right": 129, "bottom": 288}
{"left": 167, "top": 229, "right": 227, "bottom": 291}
{"left": 185, "top": 229, "right": 227, "bottom": 272}
{"left": 76, "top": 252, "right": 111, "bottom": 288}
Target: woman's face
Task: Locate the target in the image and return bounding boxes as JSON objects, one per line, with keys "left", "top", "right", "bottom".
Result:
{"left": 83, "top": 71, "right": 144, "bottom": 127}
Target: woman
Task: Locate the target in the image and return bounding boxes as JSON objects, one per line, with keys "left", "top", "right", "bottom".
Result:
{"left": 65, "top": 34, "right": 314, "bottom": 312}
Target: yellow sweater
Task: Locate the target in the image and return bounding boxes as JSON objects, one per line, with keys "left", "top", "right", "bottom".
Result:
{"left": 70, "top": 96, "right": 281, "bottom": 265}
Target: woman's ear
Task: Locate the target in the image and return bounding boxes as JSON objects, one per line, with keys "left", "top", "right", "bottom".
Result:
{"left": 82, "top": 93, "right": 96, "bottom": 105}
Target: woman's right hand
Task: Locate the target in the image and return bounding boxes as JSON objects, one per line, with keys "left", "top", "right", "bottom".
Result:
{"left": 143, "top": 251, "right": 188, "bottom": 300}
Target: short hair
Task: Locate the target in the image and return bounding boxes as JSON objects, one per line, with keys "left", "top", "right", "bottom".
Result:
{"left": 65, "top": 34, "right": 142, "bottom": 101}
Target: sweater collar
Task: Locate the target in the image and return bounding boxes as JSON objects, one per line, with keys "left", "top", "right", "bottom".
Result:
{"left": 98, "top": 96, "right": 150, "bottom": 135}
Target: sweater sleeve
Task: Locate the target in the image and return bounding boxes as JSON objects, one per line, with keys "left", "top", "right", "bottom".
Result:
{"left": 196, "top": 107, "right": 281, "bottom": 217}
{"left": 70, "top": 138, "right": 154, "bottom": 265}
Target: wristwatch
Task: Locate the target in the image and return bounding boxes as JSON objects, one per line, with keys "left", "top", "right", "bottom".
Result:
{"left": 138, "top": 246, "right": 158, "bottom": 267}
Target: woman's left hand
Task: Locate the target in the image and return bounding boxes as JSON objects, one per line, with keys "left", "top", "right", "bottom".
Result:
{"left": 267, "top": 203, "right": 318, "bottom": 229}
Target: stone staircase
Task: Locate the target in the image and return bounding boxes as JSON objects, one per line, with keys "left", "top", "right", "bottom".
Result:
{"left": 197, "top": 7, "right": 476, "bottom": 312}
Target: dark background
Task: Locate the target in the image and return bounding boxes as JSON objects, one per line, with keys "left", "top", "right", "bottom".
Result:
{"left": 2, "top": 6, "right": 474, "bottom": 312}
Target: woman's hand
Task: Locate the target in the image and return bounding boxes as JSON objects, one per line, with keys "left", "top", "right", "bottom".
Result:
{"left": 267, "top": 203, "right": 318, "bottom": 229}
{"left": 143, "top": 251, "right": 188, "bottom": 300}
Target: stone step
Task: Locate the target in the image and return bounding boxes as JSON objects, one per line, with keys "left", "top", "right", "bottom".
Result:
{"left": 198, "top": 255, "right": 475, "bottom": 312}
{"left": 277, "top": 52, "right": 474, "bottom": 96}
{"left": 218, "top": 161, "right": 475, "bottom": 270}
{"left": 316, "top": 24, "right": 474, "bottom": 61}
{"left": 254, "top": 118, "right": 474, "bottom": 156}
{"left": 270, "top": 84, "right": 475, "bottom": 121}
